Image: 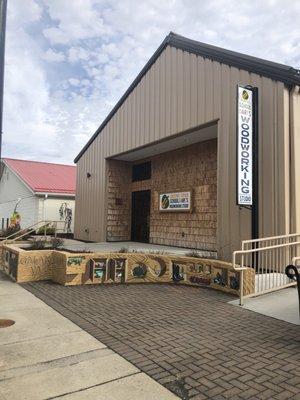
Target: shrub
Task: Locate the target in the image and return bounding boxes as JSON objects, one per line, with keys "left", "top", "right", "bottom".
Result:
{"left": 36, "top": 226, "right": 56, "bottom": 235}
{"left": 50, "top": 237, "right": 64, "bottom": 249}
{"left": 20, "top": 229, "right": 32, "bottom": 240}
{"left": 185, "top": 251, "right": 202, "bottom": 258}
{"left": 118, "top": 247, "right": 128, "bottom": 253}
{"left": 1, "top": 225, "right": 20, "bottom": 238}
{"left": 29, "top": 238, "right": 46, "bottom": 250}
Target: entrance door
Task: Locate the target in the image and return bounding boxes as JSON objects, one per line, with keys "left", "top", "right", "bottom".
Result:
{"left": 131, "top": 190, "right": 151, "bottom": 243}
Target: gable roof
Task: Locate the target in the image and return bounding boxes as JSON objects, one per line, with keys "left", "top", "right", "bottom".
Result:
{"left": 3, "top": 158, "right": 76, "bottom": 195}
{"left": 74, "top": 32, "right": 300, "bottom": 163}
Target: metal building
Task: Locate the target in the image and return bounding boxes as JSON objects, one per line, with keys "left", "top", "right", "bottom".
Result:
{"left": 74, "top": 32, "right": 300, "bottom": 261}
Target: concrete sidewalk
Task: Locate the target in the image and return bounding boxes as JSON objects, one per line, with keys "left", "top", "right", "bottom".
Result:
{"left": 229, "top": 287, "right": 300, "bottom": 325}
{"left": 0, "top": 272, "right": 178, "bottom": 400}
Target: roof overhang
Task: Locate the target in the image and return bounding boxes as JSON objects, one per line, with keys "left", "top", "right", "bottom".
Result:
{"left": 110, "top": 122, "right": 218, "bottom": 162}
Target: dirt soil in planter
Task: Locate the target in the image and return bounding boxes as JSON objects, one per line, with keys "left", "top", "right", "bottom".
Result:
{"left": 22, "top": 247, "right": 92, "bottom": 253}
{"left": 59, "top": 248, "right": 93, "bottom": 254}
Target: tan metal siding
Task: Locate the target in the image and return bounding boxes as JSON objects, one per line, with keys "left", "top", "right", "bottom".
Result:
{"left": 75, "top": 45, "right": 291, "bottom": 260}
{"left": 290, "top": 86, "right": 300, "bottom": 233}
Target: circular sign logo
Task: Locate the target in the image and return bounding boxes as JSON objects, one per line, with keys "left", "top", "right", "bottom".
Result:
{"left": 161, "top": 194, "right": 169, "bottom": 209}
{"left": 242, "top": 90, "right": 249, "bottom": 100}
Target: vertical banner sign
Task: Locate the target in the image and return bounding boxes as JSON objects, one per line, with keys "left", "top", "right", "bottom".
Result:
{"left": 237, "top": 85, "right": 254, "bottom": 206}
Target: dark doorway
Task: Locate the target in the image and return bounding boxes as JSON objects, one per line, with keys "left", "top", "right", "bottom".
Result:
{"left": 131, "top": 190, "right": 151, "bottom": 243}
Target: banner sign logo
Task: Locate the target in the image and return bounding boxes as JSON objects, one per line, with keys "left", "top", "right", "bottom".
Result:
{"left": 237, "top": 85, "right": 253, "bottom": 206}
{"left": 159, "top": 191, "right": 191, "bottom": 212}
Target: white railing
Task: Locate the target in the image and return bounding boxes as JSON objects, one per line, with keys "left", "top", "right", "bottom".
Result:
{"left": 292, "top": 256, "right": 300, "bottom": 267}
{"left": 242, "top": 233, "right": 300, "bottom": 252}
{"left": 1, "top": 220, "right": 52, "bottom": 243}
{"left": 233, "top": 233, "right": 300, "bottom": 305}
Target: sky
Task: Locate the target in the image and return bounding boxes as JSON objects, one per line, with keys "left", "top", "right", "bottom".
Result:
{"left": 2, "top": 0, "right": 300, "bottom": 165}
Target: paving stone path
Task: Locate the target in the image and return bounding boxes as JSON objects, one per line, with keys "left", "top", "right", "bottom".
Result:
{"left": 23, "top": 282, "right": 300, "bottom": 400}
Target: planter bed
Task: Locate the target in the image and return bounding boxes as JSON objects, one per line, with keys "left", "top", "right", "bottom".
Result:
{"left": 0, "top": 242, "right": 255, "bottom": 296}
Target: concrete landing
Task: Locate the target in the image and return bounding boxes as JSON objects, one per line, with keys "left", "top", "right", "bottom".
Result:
{"left": 0, "top": 272, "right": 178, "bottom": 400}
{"left": 229, "top": 287, "right": 299, "bottom": 325}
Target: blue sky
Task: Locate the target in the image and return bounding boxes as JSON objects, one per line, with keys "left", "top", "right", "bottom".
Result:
{"left": 3, "top": 0, "right": 300, "bottom": 164}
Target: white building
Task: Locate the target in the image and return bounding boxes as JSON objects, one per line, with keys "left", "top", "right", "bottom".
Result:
{"left": 0, "top": 158, "right": 76, "bottom": 233}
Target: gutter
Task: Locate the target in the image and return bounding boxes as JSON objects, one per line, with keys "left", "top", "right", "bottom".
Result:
{"left": 35, "top": 192, "right": 76, "bottom": 198}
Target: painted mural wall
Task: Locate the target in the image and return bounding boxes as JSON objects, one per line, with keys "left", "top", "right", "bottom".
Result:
{"left": 0, "top": 244, "right": 255, "bottom": 296}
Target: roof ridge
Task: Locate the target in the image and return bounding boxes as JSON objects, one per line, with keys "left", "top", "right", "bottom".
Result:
{"left": 74, "top": 32, "right": 300, "bottom": 163}
{"left": 168, "top": 32, "right": 300, "bottom": 82}
{"left": 3, "top": 157, "right": 75, "bottom": 168}
{"left": 169, "top": 32, "right": 297, "bottom": 71}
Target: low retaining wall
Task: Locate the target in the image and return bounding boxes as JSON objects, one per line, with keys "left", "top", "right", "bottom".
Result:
{"left": 0, "top": 244, "right": 53, "bottom": 282}
{"left": 0, "top": 244, "right": 255, "bottom": 296}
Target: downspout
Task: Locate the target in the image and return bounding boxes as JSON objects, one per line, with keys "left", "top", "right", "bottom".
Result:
{"left": 289, "top": 85, "right": 300, "bottom": 233}
{"left": 43, "top": 194, "right": 48, "bottom": 221}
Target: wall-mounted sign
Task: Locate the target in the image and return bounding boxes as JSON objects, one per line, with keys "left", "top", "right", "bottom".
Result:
{"left": 237, "top": 85, "right": 254, "bottom": 206}
{"left": 159, "top": 191, "right": 191, "bottom": 212}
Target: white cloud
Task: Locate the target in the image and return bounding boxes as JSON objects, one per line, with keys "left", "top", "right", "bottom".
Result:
{"left": 2, "top": 0, "right": 300, "bottom": 165}
{"left": 68, "top": 47, "right": 90, "bottom": 63}
{"left": 43, "top": 48, "right": 66, "bottom": 62}
{"left": 3, "top": 0, "right": 61, "bottom": 161}
{"left": 42, "top": 27, "right": 67, "bottom": 45}
{"left": 43, "top": 0, "right": 111, "bottom": 44}
{"left": 68, "top": 78, "right": 80, "bottom": 86}
{"left": 8, "top": 0, "right": 42, "bottom": 24}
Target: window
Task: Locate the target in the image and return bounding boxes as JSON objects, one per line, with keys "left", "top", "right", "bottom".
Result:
{"left": 132, "top": 161, "right": 151, "bottom": 182}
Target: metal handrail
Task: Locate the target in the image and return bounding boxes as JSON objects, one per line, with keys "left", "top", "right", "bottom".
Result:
{"left": 1, "top": 220, "right": 60, "bottom": 244}
{"left": 242, "top": 233, "right": 300, "bottom": 245}
{"left": 292, "top": 256, "right": 300, "bottom": 266}
{"left": 242, "top": 233, "right": 300, "bottom": 250}
{"left": 1, "top": 220, "right": 50, "bottom": 241}
{"left": 233, "top": 240, "right": 300, "bottom": 306}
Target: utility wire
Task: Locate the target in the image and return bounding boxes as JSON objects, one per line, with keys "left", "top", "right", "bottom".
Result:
{"left": 0, "top": 194, "right": 36, "bottom": 206}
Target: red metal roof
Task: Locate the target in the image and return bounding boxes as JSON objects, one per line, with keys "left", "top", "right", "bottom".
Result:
{"left": 3, "top": 158, "right": 76, "bottom": 195}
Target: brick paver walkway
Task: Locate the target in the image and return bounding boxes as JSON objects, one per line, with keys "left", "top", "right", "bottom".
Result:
{"left": 22, "top": 282, "right": 300, "bottom": 400}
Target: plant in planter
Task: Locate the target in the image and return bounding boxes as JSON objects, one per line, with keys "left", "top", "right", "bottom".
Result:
{"left": 1, "top": 224, "right": 20, "bottom": 238}
{"left": 185, "top": 251, "right": 200, "bottom": 258}
{"left": 50, "top": 237, "right": 64, "bottom": 249}
{"left": 36, "top": 226, "right": 56, "bottom": 235}
{"left": 29, "top": 238, "right": 47, "bottom": 250}
{"left": 118, "top": 247, "right": 128, "bottom": 253}
{"left": 20, "top": 229, "right": 32, "bottom": 240}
